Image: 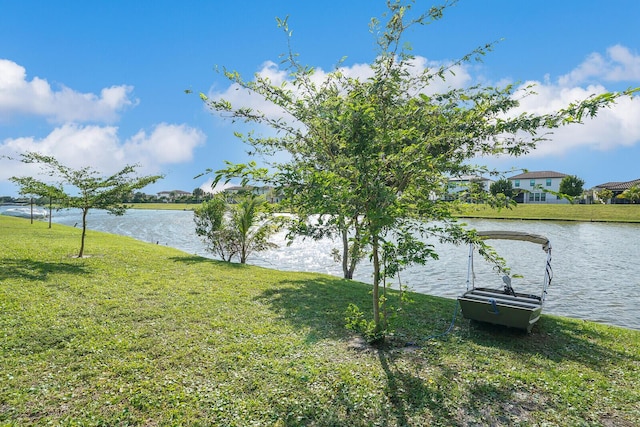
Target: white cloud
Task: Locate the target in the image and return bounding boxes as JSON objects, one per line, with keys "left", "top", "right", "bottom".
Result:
{"left": 405, "top": 56, "right": 472, "bottom": 94}
{"left": 528, "top": 94, "right": 640, "bottom": 157}
{"left": 558, "top": 45, "right": 640, "bottom": 86}
{"left": 0, "top": 59, "right": 137, "bottom": 123}
{"left": 123, "top": 123, "right": 206, "bottom": 165}
{"left": 197, "top": 178, "right": 234, "bottom": 194}
{"left": 0, "top": 123, "right": 206, "bottom": 181}
{"left": 477, "top": 44, "right": 640, "bottom": 160}
{"left": 207, "top": 56, "right": 472, "bottom": 123}
{"left": 206, "top": 46, "right": 640, "bottom": 161}
{"left": 503, "top": 53, "right": 640, "bottom": 158}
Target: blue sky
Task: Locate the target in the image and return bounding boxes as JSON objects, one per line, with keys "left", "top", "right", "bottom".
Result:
{"left": 1, "top": 0, "right": 639, "bottom": 197}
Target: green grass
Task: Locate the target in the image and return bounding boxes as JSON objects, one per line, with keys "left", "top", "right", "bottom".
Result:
{"left": 133, "top": 201, "right": 640, "bottom": 223}
{"left": 129, "top": 203, "right": 197, "bottom": 210}
{"left": 456, "top": 203, "right": 640, "bottom": 222}
{"left": 1, "top": 216, "right": 639, "bottom": 426}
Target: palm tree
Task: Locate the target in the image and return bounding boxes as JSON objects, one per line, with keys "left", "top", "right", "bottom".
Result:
{"left": 192, "top": 187, "right": 205, "bottom": 202}
{"left": 618, "top": 185, "right": 640, "bottom": 204}
{"left": 231, "top": 194, "right": 278, "bottom": 263}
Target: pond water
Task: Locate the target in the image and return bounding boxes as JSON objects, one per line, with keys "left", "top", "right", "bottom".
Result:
{"left": 5, "top": 206, "right": 638, "bottom": 330}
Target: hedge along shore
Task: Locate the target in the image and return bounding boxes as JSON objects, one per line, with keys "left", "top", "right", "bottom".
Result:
{"left": 1, "top": 215, "right": 638, "bottom": 426}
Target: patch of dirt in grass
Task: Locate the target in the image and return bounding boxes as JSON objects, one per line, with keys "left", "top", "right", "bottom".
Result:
{"left": 599, "top": 413, "right": 637, "bottom": 427}
{"left": 457, "top": 389, "right": 548, "bottom": 426}
{"left": 346, "top": 336, "right": 371, "bottom": 352}
{"left": 346, "top": 335, "right": 422, "bottom": 353}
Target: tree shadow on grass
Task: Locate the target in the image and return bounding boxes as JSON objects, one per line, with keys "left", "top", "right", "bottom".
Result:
{"left": 256, "top": 277, "right": 465, "bottom": 425}
{"left": 255, "top": 276, "right": 639, "bottom": 425}
{"left": 255, "top": 276, "right": 370, "bottom": 342}
{"left": 0, "top": 257, "right": 89, "bottom": 281}
{"left": 376, "top": 349, "right": 464, "bottom": 426}
{"left": 460, "top": 315, "right": 639, "bottom": 369}
{"left": 168, "top": 255, "right": 249, "bottom": 269}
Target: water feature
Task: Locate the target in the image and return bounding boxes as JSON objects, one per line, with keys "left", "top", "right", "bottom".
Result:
{"left": 5, "top": 206, "right": 638, "bottom": 330}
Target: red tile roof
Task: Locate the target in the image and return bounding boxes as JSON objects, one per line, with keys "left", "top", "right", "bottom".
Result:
{"left": 508, "top": 171, "right": 568, "bottom": 180}
{"left": 594, "top": 179, "right": 640, "bottom": 191}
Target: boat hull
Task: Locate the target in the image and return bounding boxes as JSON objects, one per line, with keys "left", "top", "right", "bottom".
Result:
{"left": 458, "top": 288, "right": 542, "bottom": 333}
{"left": 1, "top": 207, "right": 48, "bottom": 219}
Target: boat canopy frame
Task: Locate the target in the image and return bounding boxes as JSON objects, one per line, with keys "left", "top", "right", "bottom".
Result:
{"left": 466, "top": 230, "right": 553, "bottom": 303}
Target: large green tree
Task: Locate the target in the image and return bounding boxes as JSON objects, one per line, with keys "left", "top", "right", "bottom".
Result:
{"left": 192, "top": 187, "right": 205, "bottom": 202}
{"left": 559, "top": 175, "right": 585, "bottom": 198}
{"left": 10, "top": 152, "right": 163, "bottom": 257}
{"left": 490, "top": 178, "right": 514, "bottom": 198}
{"left": 199, "top": 1, "right": 636, "bottom": 338}
{"left": 489, "top": 178, "right": 514, "bottom": 208}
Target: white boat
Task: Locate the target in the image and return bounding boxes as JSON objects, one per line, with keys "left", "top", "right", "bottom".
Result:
{"left": 457, "top": 231, "right": 553, "bottom": 333}
{"left": 1, "top": 206, "right": 49, "bottom": 219}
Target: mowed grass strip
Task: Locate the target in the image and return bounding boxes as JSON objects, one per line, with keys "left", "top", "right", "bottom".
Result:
{"left": 1, "top": 216, "right": 638, "bottom": 426}
{"left": 133, "top": 201, "right": 640, "bottom": 223}
{"left": 129, "top": 203, "right": 197, "bottom": 210}
{"left": 456, "top": 203, "right": 640, "bottom": 222}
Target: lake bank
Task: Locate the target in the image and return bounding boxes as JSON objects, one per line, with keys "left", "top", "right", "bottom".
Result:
{"left": 1, "top": 216, "right": 638, "bottom": 425}
{"left": 126, "top": 202, "right": 640, "bottom": 222}
{"left": 38, "top": 207, "right": 640, "bottom": 330}
{"left": 455, "top": 203, "right": 640, "bottom": 223}
{"left": 4, "top": 204, "right": 640, "bottom": 330}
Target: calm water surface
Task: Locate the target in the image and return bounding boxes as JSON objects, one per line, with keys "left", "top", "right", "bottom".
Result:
{"left": 21, "top": 208, "right": 640, "bottom": 330}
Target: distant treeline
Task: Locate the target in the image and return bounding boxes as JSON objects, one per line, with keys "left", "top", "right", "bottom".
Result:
{"left": 0, "top": 191, "right": 213, "bottom": 206}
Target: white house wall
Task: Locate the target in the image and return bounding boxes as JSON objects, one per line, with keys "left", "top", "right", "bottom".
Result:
{"left": 511, "top": 177, "right": 568, "bottom": 204}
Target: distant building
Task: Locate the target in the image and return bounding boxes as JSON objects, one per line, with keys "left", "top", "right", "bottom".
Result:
{"left": 507, "top": 171, "right": 568, "bottom": 204}
{"left": 593, "top": 178, "right": 640, "bottom": 204}
{"left": 157, "top": 190, "right": 192, "bottom": 201}
{"left": 222, "top": 186, "right": 248, "bottom": 195}
{"left": 445, "top": 175, "right": 493, "bottom": 201}
{"left": 222, "top": 185, "right": 282, "bottom": 203}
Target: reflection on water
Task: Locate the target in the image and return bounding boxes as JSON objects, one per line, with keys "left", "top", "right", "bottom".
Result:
{"left": 16, "top": 207, "right": 640, "bottom": 330}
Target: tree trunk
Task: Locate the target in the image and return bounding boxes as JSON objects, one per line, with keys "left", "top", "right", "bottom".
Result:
{"left": 371, "top": 235, "right": 381, "bottom": 335}
{"left": 48, "top": 196, "right": 52, "bottom": 229}
{"left": 79, "top": 208, "right": 88, "bottom": 258}
{"left": 240, "top": 236, "right": 248, "bottom": 264}
{"left": 341, "top": 228, "right": 352, "bottom": 279}
{"left": 347, "top": 235, "right": 359, "bottom": 280}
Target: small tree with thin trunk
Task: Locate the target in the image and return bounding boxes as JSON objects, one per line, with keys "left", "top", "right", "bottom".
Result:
{"left": 10, "top": 152, "right": 163, "bottom": 257}
{"left": 194, "top": 193, "right": 278, "bottom": 263}
{"left": 596, "top": 188, "right": 613, "bottom": 204}
{"left": 194, "top": 194, "right": 237, "bottom": 261}
{"left": 230, "top": 193, "right": 279, "bottom": 263}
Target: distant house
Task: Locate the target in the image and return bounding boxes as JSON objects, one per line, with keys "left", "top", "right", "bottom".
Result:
{"left": 157, "top": 190, "right": 192, "bottom": 201}
{"left": 445, "top": 175, "right": 493, "bottom": 201}
{"left": 507, "top": 171, "right": 568, "bottom": 204}
{"left": 222, "top": 185, "right": 249, "bottom": 195}
{"left": 593, "top": 178, "right": 640, "bottom": 204}
{"left": 222, "top": 185, "right": 282, "bottom": 203}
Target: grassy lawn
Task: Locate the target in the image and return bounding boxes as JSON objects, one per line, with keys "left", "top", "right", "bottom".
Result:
{"left": 129, "top": 203, "right": 197, "bottom": 211}
{"left": 1, "top": 216, "right": 638, "bottom": 426}
{"left": 456, "top": 203, "right": 640, "bottom": 223}
{"left": 132, "top": 202, "right": 640, "bottom": 223}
